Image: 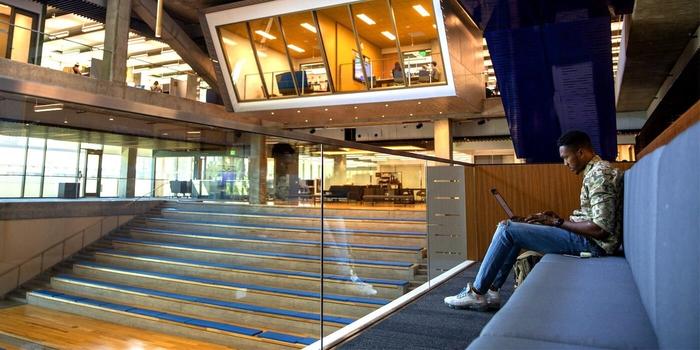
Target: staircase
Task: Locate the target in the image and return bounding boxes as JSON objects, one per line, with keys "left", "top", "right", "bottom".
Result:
{"left": 21, "top": 201, "right": 428, "bottom": 349}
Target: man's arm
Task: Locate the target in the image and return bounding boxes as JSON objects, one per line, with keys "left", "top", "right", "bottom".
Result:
{"left": 525, "top": 211, "right": 610, "bottom": 240}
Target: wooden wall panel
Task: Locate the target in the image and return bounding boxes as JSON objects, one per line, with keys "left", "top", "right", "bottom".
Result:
{"left": 466, "top": 162, "right": 633, "bottom": 260}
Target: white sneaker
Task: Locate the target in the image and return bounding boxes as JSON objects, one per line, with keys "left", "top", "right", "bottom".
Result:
{"left": 486, "top": 289, "right": 501, "bottom": 309}
{"left": 444, "top": 283, "right": 488, "bottom": 311}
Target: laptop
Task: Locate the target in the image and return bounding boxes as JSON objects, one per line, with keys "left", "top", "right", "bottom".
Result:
{"left": 490, "top": 188, "right": 516, "bottom": 219}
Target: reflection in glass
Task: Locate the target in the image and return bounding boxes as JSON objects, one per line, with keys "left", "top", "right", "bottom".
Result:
{"left": 316, "top": 6, "right": 366, "bottom": 92}
{"left": 392, "top": 0, "right": 444, "bottom": 85}
{"left": 248, "top": 17, "right": 293, "bottom": 98}
{"left": 218, "top": 22, "right": 265, "bottom": 101}
{"left": 350, "top": 0, "right": 403, "bottom": 89}
{"left": 43, "top": 139, "right": 79, "bottom": 197}
{"left": 279, "top": 11, "right": 330, "bottom": 95}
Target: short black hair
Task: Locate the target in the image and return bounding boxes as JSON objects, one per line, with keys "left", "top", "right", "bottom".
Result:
{"left": 557, "top": 130, "right": 592, "bottom": 150}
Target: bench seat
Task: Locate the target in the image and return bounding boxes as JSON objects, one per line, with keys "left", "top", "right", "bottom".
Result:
{"left": 476, "top": 255, "right": 657, "bottom": 349}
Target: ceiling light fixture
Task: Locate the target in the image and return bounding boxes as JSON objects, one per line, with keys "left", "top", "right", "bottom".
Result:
{"left": 255, "top": 30, "right": 276, "bottom": 40}
{"left": 109, "top": 117, "right": 114, "bottom": 121}
{"left": 287, "top": 44, "right": 305, "bottom": 53}
{"left": 413, "top": 5, "right": 430, "bottom": 17}
{"left": 50, "top": 31, "right": 69, "bottom": 39}
{"left": 381, "top": 31, "right": 396, "bottom": 40}
{"left": 81, "top": 22, "right": 104, "bottom": 33}
{"left": 356, "top": 14, "right": 376, "bottom": 25}
{"left": 33, "top": 103, "right": 64, "bottom": 112}
{"left": 186, "top": 131, "right": 201, "bottom": 134}
{"left": 223, "top": 37, "right": 237, "bottom": 46}
{"left": 300, "top": 22, "right": 317, "bottom": 33}
{"left": 257, "top": 51, "right": 268, "bottom": 58}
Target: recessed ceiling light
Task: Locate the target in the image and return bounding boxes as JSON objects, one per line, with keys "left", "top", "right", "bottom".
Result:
{"left": 439, "top": 111, "right": 443, "bottom": 114}
{"left": 353, "top": 106, "right": 358, "bottom": 109}
{"left": 300, "top": 22, "right": 317, "bottom": 33}
{"left": 305, "top": 119, "right": 309, "bottom": 122}
{"left": 381, "top": 31, "right": 396, "bottom": 40}
{"left": 329, "top": 118, "right": 333, "bottom": 121}
{"left": 162, "top": 133, "right": 168, "bottom": 136}
{"left": 109, "top": 117, "right": 114, "bottom": 121}
{"left": 287, "top": 44, "right": 305, "bottom": 53}
{"left": 63, "top": 120, "right": 68, "bottom": 124}
{"left": 385, "top": 104, "right": 389, "bottom": 107}
{"left": 354, "top": 116, "right": 358, "bottom": 120}
{"left": 413, "top": 5, "right": 430, "bottom": 17}
{"left": 324, "top": 108, "right": 328, "bottom": 111}
{"left": 271, "top": 112, "right": 275, "bottom": 115}
{"left": 409, "top": 113, "right": 413, "bottom": 116}
{"left": 356, "top": 14, "right": 376, "bottom": 25}
{"left": 418, "top": 101, "right": 422, "bottom": 104}
{"left": 187, "top": 131, "right": 201, "bottom": 134}
{"left": 297, "top": 110, "right": 301, "bottom": 113}
{"left": 254, "top": 30, "right": 276, "bottom": 40}
{"left": 381, "top": 115, "right": 385, "bottom": 118}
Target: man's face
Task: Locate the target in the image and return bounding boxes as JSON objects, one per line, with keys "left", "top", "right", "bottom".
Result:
{"left": 559, "top": 145, "right": 586, "bottom": 174}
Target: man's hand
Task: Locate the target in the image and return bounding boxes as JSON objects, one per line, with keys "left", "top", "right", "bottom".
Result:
{"left": 525, "top": 211, "right": 561, "bottom": 226}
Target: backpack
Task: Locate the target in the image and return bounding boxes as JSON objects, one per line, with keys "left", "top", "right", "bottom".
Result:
{"left": 513, "top": 250, "right": 543, "bottom": 288}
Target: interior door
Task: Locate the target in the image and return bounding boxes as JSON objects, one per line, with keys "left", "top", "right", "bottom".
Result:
{"left": 83, "top": 149, "right": 103, "bottom": 197}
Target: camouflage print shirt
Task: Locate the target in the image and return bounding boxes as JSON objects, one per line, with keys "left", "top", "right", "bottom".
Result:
{"left": 569, "top": 155, "right": 624, "bottom": 255}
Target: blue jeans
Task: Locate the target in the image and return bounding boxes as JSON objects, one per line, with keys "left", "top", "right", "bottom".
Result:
{"left": 473, "top": 220, "right": 604, "bottom": 294}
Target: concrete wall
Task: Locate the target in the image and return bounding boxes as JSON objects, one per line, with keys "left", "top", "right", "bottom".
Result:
{"left": 0, "top": 199, "right": 162, "bottom": 297}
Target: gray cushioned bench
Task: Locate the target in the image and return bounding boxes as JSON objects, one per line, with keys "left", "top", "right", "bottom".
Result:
{"left": 468, "top": 122, "right": 699, "bottom": 349}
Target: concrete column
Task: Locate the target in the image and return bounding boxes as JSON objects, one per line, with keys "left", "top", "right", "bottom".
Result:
{"left": 118, "top": 147, "right": 137, "bottom": 198}
{"left": 434, "top": 119, "right": 453, "bottom": 160}
{"left": 272, "top": 144, "right": 299, "bottom": 202}
{"left": 247, "top": 134, "right": 267, "bottom": 204}
{"left": 101, "top": 0, "right": 131, "bottom": 83}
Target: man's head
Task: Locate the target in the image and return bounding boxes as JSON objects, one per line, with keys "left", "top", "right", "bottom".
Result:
{"left": 558, "top": 130, "right": 595, "bottom": 174}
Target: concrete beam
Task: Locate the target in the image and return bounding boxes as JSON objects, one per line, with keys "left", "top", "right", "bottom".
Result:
{"left": 131, "top": 0, "right": 219, "bottom": 92}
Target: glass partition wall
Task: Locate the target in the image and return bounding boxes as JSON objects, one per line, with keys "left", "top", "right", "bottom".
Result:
{"left": 215, "top": 0, "right": 447, "bottom": 101}
{"left": 0, "top": 90, "right": 468, "bottom": 349}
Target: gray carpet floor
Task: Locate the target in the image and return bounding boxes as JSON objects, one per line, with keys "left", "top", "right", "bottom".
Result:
{"left": 337, "top": 262, "right": 515, "bottom": 350}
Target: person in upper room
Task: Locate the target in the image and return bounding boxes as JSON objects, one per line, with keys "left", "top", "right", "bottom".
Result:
{"left": 429, "top": 61, "right": 440, "bottom": 82}
{"left": 391, "top": 61, "right": 404, "bottom": 85}
{"left": 150, "top": 80, "right": 163, "bottom": 93}
{"left": 444, "top": 130, "right": 623, "bottom": 311}
{"left": 485, "top": 83, "right": 495, "bottom": 97}
{"left": 72, "top": 64, "right": 82, "bottom": 75}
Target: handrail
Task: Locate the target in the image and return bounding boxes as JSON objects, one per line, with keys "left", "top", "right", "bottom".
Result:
{"left": 0, "top": 182, "right": 169, "bottom": 296}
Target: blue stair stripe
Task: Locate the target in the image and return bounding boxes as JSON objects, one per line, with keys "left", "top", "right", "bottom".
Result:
{"left": 31, "top": 290, "right": 265, "bottom": 338}
{"left": 162, "top": 207, "right": 425, "bottom": 222}
{"left": 109, "top": 237, "right": 414, "bottom": 268}
{"left": 146, "top": 217, "right": 426, "bottom": 236}
{"left": 259, "top": 331, "right": 317, "bottom": 345}
{"left": 131, "top": 227, "right": 423, "bottom": 252}
{"left": 98, "top": 250, "right": 409, "bottom": 286}
{"left": 76, "top": 262, "right": 389, "bottom": 306}
{"left": 55, "top": 275, "right": 354, "bottom": 325}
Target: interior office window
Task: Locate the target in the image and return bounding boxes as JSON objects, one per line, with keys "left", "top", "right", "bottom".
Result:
{"left": 100, "top": 145, "right": 122, "bottom": 197}
{"left": 154, "top": 157, "right": 177, "bottom": 196}
{"left": 392, "top": 0, "right": 444, "bottom": 85}
{"left": 279, "top": 11, "right": 330, "bottom": 96}
{"left": 316, "top": 5, "right": 365, "bottom": 92}
{"left": 43, "top": 139, "right": 79, "bottom": 197}
{"left": 248, "top": 17, "right": 293, "bottom": 98}
{"left": 349, "top": 0, "right": 402, "bottom": 90}
{"left": 217, "top": 22, "right": 265, "bottom": 101}
{"left": 0, "top": 133, "right": 27, "bottom": 198}
{"left": 24, "top": 136, "right": 45, "bottom": 197}
{"left": 0, "top": 4, "right": 10, "bottom": 58}
{"left": 10, "top": 11, "right": 32, "bottom": 62}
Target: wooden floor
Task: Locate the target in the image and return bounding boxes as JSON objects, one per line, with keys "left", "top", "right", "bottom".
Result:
{"left": 0, "top": 305, "right": 234, "bottom": 350}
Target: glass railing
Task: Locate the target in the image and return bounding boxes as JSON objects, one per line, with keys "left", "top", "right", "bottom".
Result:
{"left": 0, "top": 90, "right": 470, "bottom": 349}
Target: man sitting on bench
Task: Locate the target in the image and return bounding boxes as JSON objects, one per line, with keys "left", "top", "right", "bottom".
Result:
{"left": 444, "top": 130, "right": 623, "bottom": 311}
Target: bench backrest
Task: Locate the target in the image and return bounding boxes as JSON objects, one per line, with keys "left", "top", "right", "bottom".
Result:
{"left": 623, "top": 122, "right": 699, "bottom": 349}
